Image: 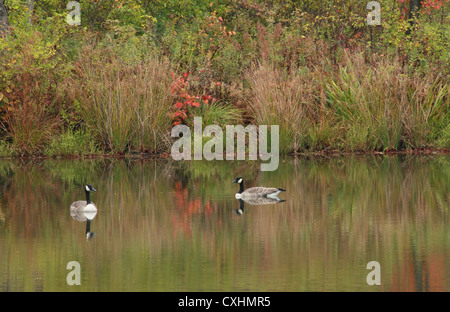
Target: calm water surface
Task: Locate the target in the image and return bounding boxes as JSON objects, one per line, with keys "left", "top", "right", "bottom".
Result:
{"left": 0, "top": 155, "right": 449, "bottom": 291}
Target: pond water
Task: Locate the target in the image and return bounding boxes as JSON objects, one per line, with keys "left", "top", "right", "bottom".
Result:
{"left": 0, "top": 155, "right": 449, "bottom": 292}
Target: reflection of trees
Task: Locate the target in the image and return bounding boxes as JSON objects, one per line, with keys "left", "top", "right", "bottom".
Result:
{"left": 1, "top": 156, "right": 449, "bottom": 291}
{"left": 3, "top": 162, "right": 63, "bottom": 237}
{"left": 172, "top": 181, "right": 216, "bottom": 235}
{"left": 392, "top": 251, "right": 446, "bottom": 291}
{"left": 284, "top": 156, "right": 449, "bottom": 291}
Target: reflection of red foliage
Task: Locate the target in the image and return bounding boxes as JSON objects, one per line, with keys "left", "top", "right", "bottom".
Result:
{"left": 172, "top": 181, "right": 216, "bottom": 235}
{"left": 391, "top": 252, "right": 446, "bottom": 291}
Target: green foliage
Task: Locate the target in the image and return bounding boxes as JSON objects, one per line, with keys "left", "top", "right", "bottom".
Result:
{"left": 0, "top": 140, "right": 13, "bottom": 157}
{"left": 0, "top": 3, "right": 71, "bottom": 155}
{"left": 194, "top": 101, "right": 243, "bottom": 128}
{"left": 436, "top": 122, "right": 450, "bottom": 148}
{"left": 0, "top": 0, "right": 448, "bottom": 155}
{"left": 46, "top": 129, "right": 100, "bottom": 157}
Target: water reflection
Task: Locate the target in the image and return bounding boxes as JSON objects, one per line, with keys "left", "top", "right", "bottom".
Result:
{"left": 70, "top": 211, "right": 97, "bottom": 240}
{"left": 172, "top": 180, "right": 216, "bottom": 235}
{"left": 0, "top": 156, "right": 448, "bottom": 291}
{"left": 234, "top": 197, "right": 286, "bottom": 215}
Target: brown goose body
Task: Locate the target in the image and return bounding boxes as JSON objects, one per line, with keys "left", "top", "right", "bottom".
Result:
{"left": 70, "top": 200, "right": 97, "bottom": 212}
{"left": 232, "top": 177, "right": 286, "bottom": 199}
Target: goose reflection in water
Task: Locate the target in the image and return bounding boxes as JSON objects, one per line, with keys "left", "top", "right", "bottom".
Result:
{"left": 70, "top": 210, "right": 97, "bottom": 240}
{"left": 234, "top": 197, "right": 286, "bottom": 215}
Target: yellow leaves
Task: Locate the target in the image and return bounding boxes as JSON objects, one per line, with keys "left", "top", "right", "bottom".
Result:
{"left": 0, "top": 92, "right": 8, "bottom": 105}
{"left": 302, "top": 23, "right": 310, "bottom": 32}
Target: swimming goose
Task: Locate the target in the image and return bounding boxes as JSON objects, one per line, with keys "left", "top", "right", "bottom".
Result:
{"left": 232, "top": 177, "right": 285, "bottom": 199}
{"left": 70, "top": 184, "right": 97, "bottom": 213}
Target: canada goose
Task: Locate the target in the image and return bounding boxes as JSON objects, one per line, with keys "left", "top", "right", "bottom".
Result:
{"left": 232, "top": 177, "right": 286, "bottom": 199}
{"left": 70, "top": 184, "right": 97, "bottom": 213}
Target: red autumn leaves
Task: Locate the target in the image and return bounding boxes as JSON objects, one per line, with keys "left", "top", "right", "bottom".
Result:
{"left": 397, "top": 0, "right": 448, "bottom": 19}
{"left": 170, "top": 71, "right": 216, "bottom": 126}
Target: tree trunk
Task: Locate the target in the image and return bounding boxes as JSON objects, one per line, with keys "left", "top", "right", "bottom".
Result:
{"left": 0, "top": 0, "right": 9, "bottom": 37}
{"left": 27, "top": 0, "right": 35, "bottom": 25}
{"left": 406, "top": 0, "right": 422, "bottom": 36}
{"left": 409, "top": 0, "right": 422, "bottom": 19}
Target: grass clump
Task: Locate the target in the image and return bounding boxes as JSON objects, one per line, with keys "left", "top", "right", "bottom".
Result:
{"left": 46, "top": 130, "right": 100, "bottom": 157}
{"left": 325, "top": 54, "right": 449, "bottom": 151}
{"left": 71, "top": 45, "right": 174, "bottom": 154}
{"left": 247, "top": 52, "right": 449, "bottom": 153}
{"left": 247, "top": 63, "right": 320, "bottom": 154}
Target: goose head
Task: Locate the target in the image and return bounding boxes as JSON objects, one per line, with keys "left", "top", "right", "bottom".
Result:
{"left": 232, "top": 177, "right": 243, "bottom": 184}
{"left": 85, "top": 184, "right": 97, "bottom": 192}
{"left": 232, "top": 177, "right": 245, "bottom": 197}
{"left": 86, "top": 230, "right": 96, "bottom": 240}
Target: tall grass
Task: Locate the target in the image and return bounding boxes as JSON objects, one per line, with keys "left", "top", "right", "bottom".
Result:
{"left": 248, "top": 52, "right": 449, "bottom": 153}
{"left": 4, "top": 102, "right": 59, "bottom": 156}
{"left": 326, "top": 54, "right": 449, "bottom": 150}
{"left": 71, "top": 47, "right": 174, "bottom": 153}
{"left": 247, "top": 63, "right": 321, "bottom": 154}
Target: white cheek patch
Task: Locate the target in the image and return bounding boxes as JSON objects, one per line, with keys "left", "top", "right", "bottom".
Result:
{"left": 85, "top": 185, "right": 90, "bottom": 191}
{"left": 238, "top": 178, "right": 242, "bottom": 184}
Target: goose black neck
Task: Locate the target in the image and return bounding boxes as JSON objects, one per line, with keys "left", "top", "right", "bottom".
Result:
{"left": 235, "top": 199, "right": 245, "bottom": 215}
{"left": 239, "top": 199, "right": 244, "bottom": 212}
{"left": 238, "top": 181, "right": 244, "bottom": 194}
{"left": 85, "top": 190, "right": 91, "bottom": 204}
{"left": 86, "top": 219, "right": 91, "bottom": 234}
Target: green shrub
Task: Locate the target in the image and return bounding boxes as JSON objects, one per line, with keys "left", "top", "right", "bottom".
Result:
{"left": 0, "top": 28, "right": 66, "bottom": 155}
{"left": 46, "top": 129, "right": 100, "bottom": 157}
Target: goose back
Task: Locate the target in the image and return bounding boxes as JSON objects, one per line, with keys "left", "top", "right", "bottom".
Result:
{"left": 70, "top": 200, "right": 97, "bottom": 212}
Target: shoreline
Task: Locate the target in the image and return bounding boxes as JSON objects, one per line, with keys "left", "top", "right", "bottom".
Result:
{"left": 0, "top": 148, "right": 448, "bottom": 161}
